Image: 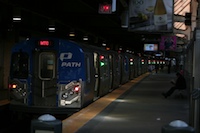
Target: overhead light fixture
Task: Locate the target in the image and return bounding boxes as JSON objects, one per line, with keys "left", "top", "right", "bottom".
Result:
{"left": 102, "top": 42, "right": 106, "bottom": 47}
{"left": 48, "top": 20, "right": 56, "bottom": 32}
{"left": 69, "top": 30, "right": 75, "bottom": 37}
{"left": 69, "top": 32, "right": 75, "bottom": 37}
{"left": 13, "top": 17, "right": 21, "bottom": 22}
{"left": 13, "top": 7, "right": 21, "bottom": 22}
{"left": 48, "top": 27, "right": 55, "bottom": 32}
{"left": 83, "top": 35, "right": 88, "bottom": 41}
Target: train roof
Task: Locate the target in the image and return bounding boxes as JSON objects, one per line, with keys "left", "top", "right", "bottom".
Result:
{"left": 12, "top": 37, "right": 136, "bottom": 57}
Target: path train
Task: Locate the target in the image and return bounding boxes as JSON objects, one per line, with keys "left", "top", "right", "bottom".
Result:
{"left": 8, "top": 37, "right": 148, "bottom": 114}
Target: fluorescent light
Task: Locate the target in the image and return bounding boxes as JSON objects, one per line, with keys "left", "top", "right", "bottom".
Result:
{"left": 69, "top": 33, "right": 75, "bottom": 37}
{"left": 48, "top": 27, "right": 55, "bottom": 32}
{"left": 102, "top": 43, "right": 106, "bottom": 46}
{"left": 13, "top": 17, "right": 21, "bottom": 22}
{"left": 83, "top": 36, "right": 88, "bottom": 41}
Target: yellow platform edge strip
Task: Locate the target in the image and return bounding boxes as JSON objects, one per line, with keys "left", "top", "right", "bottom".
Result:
{"left": 62, "top": 72, "right": 149, "bottom": 133}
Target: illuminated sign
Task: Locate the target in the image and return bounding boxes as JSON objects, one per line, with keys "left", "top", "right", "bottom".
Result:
{"left": 144, "top": 43, "right": 158, "bottom": 52}
{"left": 99, "top": 4, "right": 112, "bottom": 14}
{"left": 39, "top": 40, "right": 50, "bottom": 46}
{"left": 160, "top": 36, "right": 177, "bottom": 51}
{"left": 128, "top": 0, "right": 173, "bottom": 33}
{"left": 38, "top": 40, "right": 53, "bottom": 47}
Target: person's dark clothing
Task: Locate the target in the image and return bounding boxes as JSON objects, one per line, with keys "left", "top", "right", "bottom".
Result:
{"left": 162, "top": 72, "right": 186, "bottom": 98}
{"left": 160, "top": 65, "right": 164, "bottom": 70}
{"left": 155, "top": 64, "right": 159, "bottom": 73}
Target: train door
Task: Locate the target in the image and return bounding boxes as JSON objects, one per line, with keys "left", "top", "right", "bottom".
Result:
{"left": 119, "top": 54, "right": 123, "bottom": 84}
{"left": 32, "top": 51, "right": 57, "bottom": 106}
{"left": 108, "top": 54, "right": 113, "bottom": 91}
{"left": 129, "top": 55, "right": 135, "bottom": 80}
{"left": 120, "top": 54, "right": 129, "bottom": 84}
{"left": 123, "top": 55, "right": 130, "bottom": 83}
{"left": 93, "top": 52, "right": 100, "bottom": 100}
{"left": 84, "top": 53, "right": 96, "bottom": 103}
{"left": 112, "top": 53, "right": 121, "bottom": 88}
{"left": 138, "top": 57, "right": 142, "bottom": 75}
{"left": 93, "top": 52, "right": 110, "bottom": 97}
{"left": 99, "top": 53, "right": 110, "bottom": 95}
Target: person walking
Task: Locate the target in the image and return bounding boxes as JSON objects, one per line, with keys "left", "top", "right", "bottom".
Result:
{"left": 162, "top": 72, "right": 186, "bottom": 98}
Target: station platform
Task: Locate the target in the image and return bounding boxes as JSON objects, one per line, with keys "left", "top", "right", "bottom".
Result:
{"left": 62, "top": 70, "right": 190, "bottom": 133}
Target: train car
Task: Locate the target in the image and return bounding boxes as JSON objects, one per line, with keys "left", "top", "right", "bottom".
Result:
{"left": 141, "top": 57, "right": 148, "bottom": 74}
{"left": 110, "top": 50, "right": 121, "bottom": 89}
{"left": 119, "top": 53, "right": 130, "bottom": 84}
{"left": 8, "top": 37, "right": 132, "bottom": 114}
{"left": 125, "top": 53, "right": 135, "bottom": 80}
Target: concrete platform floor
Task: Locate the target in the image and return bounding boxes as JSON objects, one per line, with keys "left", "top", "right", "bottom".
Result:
{"left": 62, "top": 71, "right": 190, "bottom": 133}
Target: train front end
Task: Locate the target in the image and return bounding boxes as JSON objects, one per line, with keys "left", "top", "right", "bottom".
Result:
{"left": 9, "top": 38, "right": 86, "bottom": 114}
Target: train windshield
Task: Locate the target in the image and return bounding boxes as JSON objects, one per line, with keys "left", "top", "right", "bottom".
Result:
{"left": 10, "top": 52, "right": 29, "bottom": 79}
{"left": 39, "top": 52, "right": 55, "bottom": 80}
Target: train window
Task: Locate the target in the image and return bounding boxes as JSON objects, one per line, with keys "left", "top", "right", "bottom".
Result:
{"left": 39, "top": 52, "right": 55, "bottom": 80}
{"left": 86, "top": 56, "right": 90, "bottom": 83}
{"left": 124, "top": 56, "right": 129, "bottom": 71}
{"left": 10, "top": 52, "right": 29, "bottom": 79}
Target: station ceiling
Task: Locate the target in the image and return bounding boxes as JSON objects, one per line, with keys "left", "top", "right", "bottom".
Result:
{"left": 1, "top": 0, "right": 163, "bottom": 52}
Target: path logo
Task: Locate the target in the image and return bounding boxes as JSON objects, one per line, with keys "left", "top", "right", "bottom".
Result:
{"left": 60, "top": 53, "right": 72, "bottom": 61}
{"left": 60, "top": 52, "right": 81, "bottom": 67}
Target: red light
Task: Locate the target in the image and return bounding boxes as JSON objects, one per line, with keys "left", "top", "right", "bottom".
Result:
{"left": 39, "top": 40, "right": 50, "bottom": 46}
{"left": 9, "top": 83, "right": 17, "bottom": 89}
{"left": 99, "top": 4, "right": 112, "bottom": 14}
{"left": 100, "top": 55, "right": 104, "bottom": 60}
{"left": 103, "top": 5, "right": 109, "bottom": 10}
{"left": 74, "top": 85, "right": 80, "bottom": 92}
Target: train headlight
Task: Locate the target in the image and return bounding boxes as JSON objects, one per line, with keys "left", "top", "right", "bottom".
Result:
{"left": 9, "top": 83, "right": 18, "bottom": 89}
{"left": 9, "top": 80, "right": 27, "bottom": 99}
